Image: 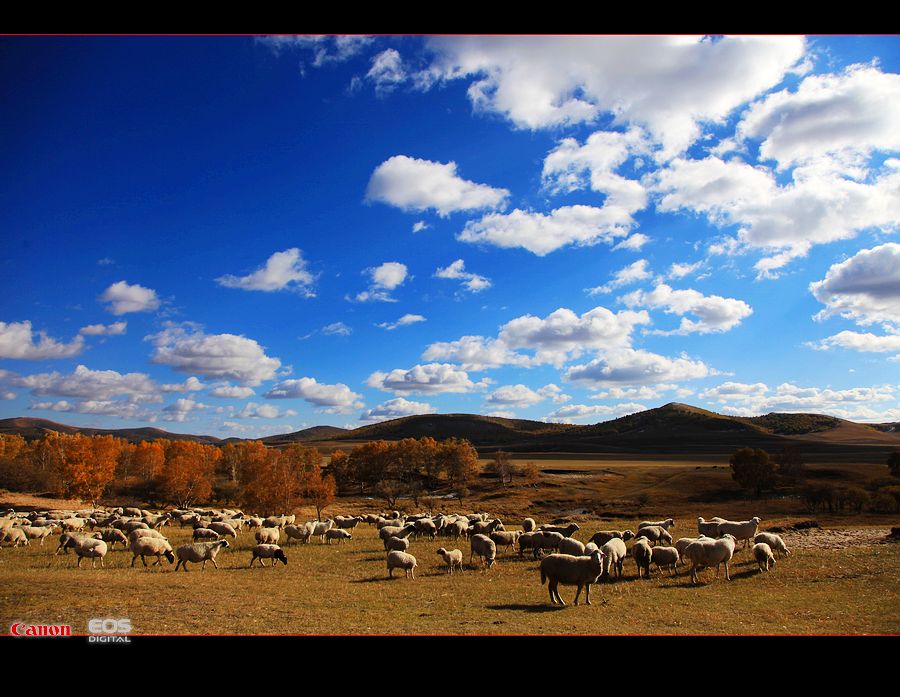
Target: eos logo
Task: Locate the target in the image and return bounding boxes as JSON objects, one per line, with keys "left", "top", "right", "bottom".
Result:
{"left": 87, "top": 618, "right": 132, "bottom": 643}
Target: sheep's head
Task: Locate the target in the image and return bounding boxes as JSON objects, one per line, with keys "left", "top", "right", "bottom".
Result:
{"left": 276, "top": 550, "right": 288, "bottom": 565}
{"left": 622, "top": 530, "right": 635, "bottom": 541}
{"left": 165, "top": 550, "right": 176, "bottom": 564}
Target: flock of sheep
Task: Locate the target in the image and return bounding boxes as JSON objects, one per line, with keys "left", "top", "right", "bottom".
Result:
{"left": 0, "top": 505, "right": 791, "bottom": 607}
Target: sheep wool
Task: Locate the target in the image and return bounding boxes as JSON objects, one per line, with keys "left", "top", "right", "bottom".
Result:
{"left": 540, "top": 550, "right": 607, "bottom": 606}
{"left": 387, "top": 551, "right": 417, "bottom": 579}
{"left": 753, "top": 543, "right": 776, "bottom": 572}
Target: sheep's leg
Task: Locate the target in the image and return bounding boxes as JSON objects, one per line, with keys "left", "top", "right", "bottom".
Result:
{"left": 249, "top": 557, "right": 255, "bottom": 568}
{"left": 131, "top": 555, "right": 138, "bottom": 568}
{"left": 77, "top": 556, "right": 83, "bottom": 568}
{"left": 410, "top": 567, "right": 415, "bottom": 579}
{"left": 724, "top": 560, "right": 731, "bottom": 581}
{"left": 574, "top": 584, "right": 582, "bottom": 605}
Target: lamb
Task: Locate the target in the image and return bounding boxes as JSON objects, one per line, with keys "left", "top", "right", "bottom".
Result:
{"left": 325, "top": 528, "right": 352, "bottom": 544}
{"left": 650, "top": 546, "right": 680, "bottom": 576}
{"left": 558, "top": 537, "right": 586, "bottom": 556}
{"left": 249, "top": 544, "right": 288, "bottom": 567}
{"left": 685, "top": 534, "right": 737, "bottom": 584}
{"left": 489, "top": 530, "right": 521, "bottom": 554}
{"left": 753, "top": 532, "right": 790, "bottom": 558}
{"left": 540, "top": 550, "right": 607, "bottom": 606}
{"left": 192, "top": 528, "right": 221, "bottom": 542}
{"left": 255, "top": 527, "right": 280, "bottom": 545}
{"left": 639, "top": 518, "right": 676, "bottom": 531}
{"left": 753, "top": 543, "right": 776, "bottom": 572}
{"left": 469, "top": 534, "right": 497, "bottom": 568}
{"left": 697, "top": 517, "right": 722, "bottom": 537}
{"left": 588, "top": 530, "right": 636, "bottom": 546}
{"left": 174, "top": 540, "right": 230, "bottom": 571}
{"left": 716, "top": 517, "right": 761, "bottom": 549}
{"left": 385, "top": 536, "right": 410, "bottom": 553}
{"left": 599, "top": 538, "right": 627, "bottom": 579}
{"left": 632, "top": 538, "right": 653, "bottom": 579}
{"left": 130, "top": 537, "right": 176, "bottom": 567}
{"left": 436, "top": 547, "right": 464, "bottom": 574}
{"left": 522, "top": 517, "right": 536, "bottom": 532}
{"left": 538, "top": 522, "right": 580, "bottom": 538}
{"left": 387, "top": 551, "right": 417, "bottom": 579}
{"left": 60, "top": 535, "right": 108, "bottom": 568}
{"left": 633, "top": 525, "right": 673, "bottom": 546}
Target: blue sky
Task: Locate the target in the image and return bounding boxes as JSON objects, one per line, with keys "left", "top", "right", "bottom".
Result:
{"left": 2, "top": 35, "right": 899, "bottom": 437}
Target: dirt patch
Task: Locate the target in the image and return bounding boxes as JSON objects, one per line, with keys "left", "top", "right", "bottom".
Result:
{"left": 781, "top": 527, "right": 896, "bottom": 551}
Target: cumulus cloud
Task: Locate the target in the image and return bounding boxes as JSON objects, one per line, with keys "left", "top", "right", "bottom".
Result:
{"left": 366, "top": 155, "right": 509, "bottom": 217}
{"left": 587, "top": 259, "right": 653, "bottom": 295}
{"left": 434, "top": 259, "right": 491, "bottom": 292}
{"left": 810, "top": 243, "right": 900, "bottom": 329}
{"left": 412, "top": 221, "right": 429, "bottom": 233}
{"left": 351, "top": 261, "right": 408, "bottom": 302}
{"left": 359, "top": 397, "right": 434, "bottom": 423}
{"left": 543, "top": 402, "right": 647, "bottom": 424}
{"left": 30, "top": 399, "right": 154, "bottom": 421}
{"left": 458, "top": 204, "right": 635, "bottom": 256}
{"left": 322, "top": 322, "right": 352, "bottom": 336}
{"left": 421, "top": 336, "right": 533, "bottom": 371}
{"left": 162, "top": 398, "right": 209, "bottom": 423}
{"left": 377, "top": 314, "right": 426, "bottom": 331}
{"left": 208, "top": 385, "right": 255, "bottom": 399}
{"left": 620, "top": 283, "right": 753, "bottom": 334}
{"left": 537, "top": 383, "right": 571, "bottom": 404}
{"left": 161, "top": 376, "right": 204, "bottom": 393}
{"left": 367, "top": 363, "right": 488, "bottom": 395}
{"left": 613, "top": 233, "right": 651, "bottom": 251}
{"left": 11, "top": 364, "right": 161, "bottom": 403}
{"left": 366, "top": 48, "right": 407, "bottom": 92}
{"left": 542, "top": 127, "right": 648, "bottom": 196}
{"left": 485, "top": 410, "right": 516, "bottom": 419}
{"left": 100, "top": 281, "right": 161, "bottom": 315}
{"left": 256, "top": 35, "right": 373, "bottom": 66}
{"left": 79, "top": 321, "right": 127, "bottom": 336}
{"left": 215, "top": 248, "right": 315, "bottom": 296}
{"left": 485, "top": 384, "right": 544, "bottom": 408}
{"left": 0, "top": 320, "right": 85, "bottom": 360}
{"left": 564, "top": 348, "right": 715, "bottom": 387}
{"left": 1, "top": 391, "right": 15, "bottom": 400}
{"left": 147, "top": 324, "right": 281, "bottom": 387}
{"left": 264, "top": 377, "right": 363, "bottom": 413}
{"left": 591, "top": 385, "right": 675, "bottom": 400}
{"left": 811, "top": 331, "right": 900, "bottom": 353}
{"left": 236, "top": 402, "right": 298, "bottom": 419}
{"left": 667, "top": 261, "right": 705, "bottom": 279}
{"left": 419, "top": 35, "right": 805, "bottom": 157}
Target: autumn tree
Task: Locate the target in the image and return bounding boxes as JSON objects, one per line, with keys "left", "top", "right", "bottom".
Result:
{"left": 133, "top": 440, "right": 165, "bottom": 481}
{"left": 301, "top": 466, "right": 336, "bottom": 520}
{"left": 729, "top": 447, "right": 777, "bottom": 498}
{"left": 522, "top": 462, "right": 540, "bottom": 488}
{"left": 57, "top": 434, "right": 122, "bottom": 506}
{"left": 487, "top": 450, "right": 513, "bottom": 487}
{"left": 439, "top": 438, "right": 481, "bottom": 489}
{"left": 158, "top": 440, "right": 218, "bottom": 508}
{"left": 0, "top": 433, "right": 28, "bottom": 490}
{"left": 26, "top": 432, "right": 66, "bottom": 492}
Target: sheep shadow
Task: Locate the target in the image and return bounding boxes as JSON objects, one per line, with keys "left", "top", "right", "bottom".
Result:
{"left": 486, "top": 603, "right": 566, "bottom": 614}
{"left": 350, "top": 575, "right": 412, "bottom": 583}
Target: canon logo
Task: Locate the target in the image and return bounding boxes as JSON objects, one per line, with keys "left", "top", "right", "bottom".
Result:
{"left": 10, "top": 623, "right": 72, "bottom": 637}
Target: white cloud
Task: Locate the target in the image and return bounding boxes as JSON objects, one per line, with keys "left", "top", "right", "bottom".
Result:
{"left": 543, "top": 402, "right": 647, "bottom": 424}
{"left": 613, "top": 233, "right": 650, "bottom": 251}
{"left": 322, "top": 322, "right": 352, "bottom": 336}
{"left": 161, "top": 376, "right": 205, "bottom": 393}
{"left": 486, "top": 384, "right": 544, "bottom": 408}
{"left": 812, "top": 331, "right": 900, "bottom": 353}
{"left": 236, "top": 402, "right": 298, "bottom": 419}
{"left": 810, "top": 243, "right": 900, "bottom": 329}
{"left": 565, "top": 348, "right": 715, "bottom": 387}
{"left": 366, "top": 48, "right": 407, "bottom": 92}
{"left": 367, "top": 363, "right": 488, "bottom": 395}
{"left": 420, "top": 35, "right": 805, "bottom": 158}
{"left": 12, "top": 364, "right": 161, "bottom": 403}
{"left": 620, "top": 283, "right": 753, "bottom": 335}
{"left": 351, "top": 262, "right": 408, "bottom": 302}
{"left": 434, "top": 259, "right": 491, "bottom": 292}
{"left": 222, "top": 420, "right": 299, "bottom": 437}
{"left": 700, "top": 381, "right": 770, "bottom": 402}
{"left": 99, "top": 281, "right": 161, "bottom": 315}
{"left": 147, "top": 324, "right": 281, "bottom": 387}
{"left": 377, "top": 314, "right": 426, "bottom": 331}
{"left": 587, "top": 259, "right": 653, "bottom": 295}
{"left": 485, "top": 410, "right": 516, "bottom": 419}
{"left": 591, "top": 385, "right": 674, "bottom": 400}
{"left": 359, "top": 397, "right": 434, "bottom": 423}
{"left": 667, "top": 261, "right": 705, "bottom": 279}
{"left": 30, "top": 399, "right": 153, "bottom": 421}
{"left": 163, "top": 398, "right": 209, "bottom": 423}
{"left": 537, "top": 383, "right": 571, "bottom": 404}
{"left": 366, "top": 155, "right": 509, "bottom": 217}
{"left": 208, "top": 385, "right": 255, "bottom": 399}
{"left": 1, "top": 391, "right": 15, "bottom": 400}
{"left": 256, "top": 35, "right": 373, "bottom": 66}
{"left": 215, "top": 248, "right": 315, "bottom": 295}
{"left": 79, "top": 321, "right": 127, "bottom": 336}
{"left": 421, "top": 336, "right": 532, "bottom": 371}
{"left": 458, "top": 204, "right": 634, "bottom": 256}
{"left": 0, "top": 320, "right": 85, "bottom": 360}
{"left": 264, "top": 377, "right": 363, "bottom": 413}
{"left": 738, "top": 64, "right": 900, "bottom": 169}
{"left": 542, "top": 127, "right": 648, "bottom": 197}
{"left": 412, "top": 221, "right": 429, "bottom": 233}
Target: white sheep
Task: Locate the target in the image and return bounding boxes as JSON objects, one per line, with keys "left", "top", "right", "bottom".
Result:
{"left": 19, "top": 525, "right": 56, "bottom": 545}
{"left": 489, "top": 530, "right": 521, "bottom": 554}
{"left": 716, "top": 517, "right": 761, "bottom": 549}
{"left": 588, "top": 530, "right": 636, "bottom": 546}
{"left": 193, "top": 528, "right": 221, "bottom": 542}
{"left": 599, "top": 538, "right": 627, "bottom": 579}
{"left": 250, "top": 544, "right": 288, "bottom": 567}
{"left": 3, "top": 527, "right": 28, "bottom": 547}
{"left": 387, "top": 551, "right": 417, "bottom": 579}
{"left": 174, "top": 540, "right": 230, "bottom": 571}
{"left": 753, "top": 532, "right": 790, "bottom": 558}
{"left": 312, "top": 519, "right": 334, "bottom": 542}
{"left": 697, "top": 516, "right": 722, "bottom": 537}
{"left": 685, "top": 534, "right": 737, "bottom": 584}
{"left": 639, "top": 518, "right": 676, "bottom": 531}
{"left": 632, "top": 538, "right": 653, "bottom": 579}
{"left": 325, "top": 528, "right": 352, "bottom": 544}
{"left": 333, "top": 515, "right": 362, "bottom": 530}
{"left": 753, "top": 543, "right": 776, "bottom": 572}
{"left": 469, "top": 533, "right": 497, "bottom": 568}
{"left": 633, "top": 525, "right": 673, "bottom": 546}
{"left": 650, "top": 546, "right": 680, "bottom": 576}
{"left": 540, "top": 550, "right": 607, "bottom": 606}
{"left": 207, "top": 522, "right": 237, "bottom": 539}
{"left": 283, "top": 522, "right": 316, "bottom": 544}
{"left": 130, "top": 537, "right": 176, "bottom": 567}
{"left": 385, "top": 536, "right": 410, "bottom": 553}
{"left": 255, "top": 527, "right": 280, "bottom": 545}
{"left": 60, "top": 535, "right": 108, "bottom": 568}
{"left": 558, "top": 537, "right": 586, "bottom": 556}
{"left": 94, "top": 528, "right": 129, "bottom": 548}
{"left": 675, "top": 536, "right": 710, "bottom": 566}
{"left": 436, "top": 547, "right": 463, "bottom": 574}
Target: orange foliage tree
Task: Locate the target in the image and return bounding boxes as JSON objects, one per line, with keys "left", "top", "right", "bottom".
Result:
{"left": 56, "top": 433, "right": 122, "bottom": 506}
{"left": 157, "top": 440, "right": 219, "bottom": 508}
{"left": 0, "top": 433, "right": 28, "bottom": 490}
{"left": 133, "top": 440, "right": 165, "bottom": 481}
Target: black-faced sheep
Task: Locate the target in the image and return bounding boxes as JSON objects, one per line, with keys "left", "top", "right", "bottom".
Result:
{"left": 250, "top": 544, "right": 288, "bottom": 567}
{"left": 130, "top": 537, "right": 176, "bottom": 567}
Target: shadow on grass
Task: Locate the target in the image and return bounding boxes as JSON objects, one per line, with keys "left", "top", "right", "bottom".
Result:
{"left": 350, "top": 575, "right": 412, "bottom": 583}
{"left": 486, "top": 603, "right": 566, "bottom": 613}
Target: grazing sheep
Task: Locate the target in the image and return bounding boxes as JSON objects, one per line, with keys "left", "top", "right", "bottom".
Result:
{"left": 588, "top": 530, "right": 636, "bottom": 546}
{"left": 753, "top": 543, "right": 776, "bottom": 572}
{"left": 490, "top": 530, "right": 521, "bottom": 554}
{"left": 94, "top": 528, "right": 128, "bottom": 548}
{"left": 413, "top": 518, "right": 438, "bottom": 540}
{"left": 753, "top": 532, "right": 790, "bottom": 558}
{"left": 639, "top": 518, "right": 676, "bottom": 531}
{"left": 530, "top": 531, "right": 565, "bottom": 559}
{"left": 632, "top": 538, "right": 653, "bottom": 579}
{"left": 599, "top": 538, "right": 627, "bottom": 579}
{"left": 333, "top": 515, "right": 362, "bottom": 530}
{"left": 517, "top": 531, "right": 539, "bottom": 557}
{"left": 55, "top": 532, "right": 92, "bottom": 554}
{"left": 522, "top": 517, "right": 536, "bottom": 532}
{"left": 255, "top": 527, "right": 280, "bottom": 545}
{"left": 633, "top": 525, "right": 673, "bottom": 546}
{"left": 469, "top": 534, "right": 497, "bottom": 568}
{"left": 436, "top": 547, "right": 464, "bottom": 574}
{"left": 122, "top": 521, "right": 150, "bottom": 534}
{"left": 387, "top": 551, "right": 417, "bottom": 579}
{"left": 60, "top": 536, "right": 108, "bottom": 568}
{"left": 558, "top": 537, "right": 586, "bottom": 556}
{"left": 3, "top": 527, "right": 28, "bottom": 547}
{"left": 174, "top": 540, "right": 230, "bottom": 571}
{"left": 130, "top": 537, "right": 176, "bottom": 567}
{"left": 539, "top": 522, "right": 580, "bottom": 538}
{"left": 650, "top": 546, "right": 680, "bottom": 576}
{"left": 122, "top": 507, "right": 143, "bottom": 518}
{"left": 675, "top": 536, "right": 710, "bottom": 566}
{"left": 385, "top": 536, "right": 410, "bottom": 553}
{"left": 717, "top": 517, "right": 761, "bottom": 549}
{"left": 19, "top": 525, "right": 56, "bottom": 545}
{"left": 129, "top": 528, "right": 166, "bottom": 542}
{"left": 312, "top": 520, "right": 335, "bottom": 543}
{"left": 263, "top": 515, "right": 289, "bottom": 529}
{"left": 283, "top": 522, "right": 316, "bottom": 545}
{"left": 540, "top": 550, "right": 607, "bottom": 606}
{"left": 697, "top": 517, "right": 722, "bottom": 537}
{"left": 207, "top": 522, "right": 237, "bottom": 539}
{"left": 250, "top": 544, "right": 288, "bottom": 567}
{"left": 61, "top": 518, "right": 88, "bottom": 532}
{"left": 685, "top": 534, "right": 737, "bottom": 584}
{"left": 445, "top": 520, "right": 468, "bottom": 540}
{"left": 192, "top": 528, "right": 221, "bottom": 542}
{"left": 380, "top": 524, "right": 416, "bottom": 550}
{"left": 247, "top": 517, "right": 264, "bottom": 530}
{"left": 325, "top": 529, "right": 352, "bottom": 544}
{"left": 470, "top": 518, "right": 504, "bottom": 536}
